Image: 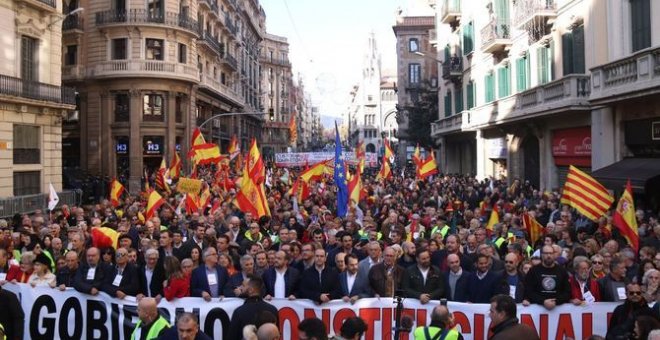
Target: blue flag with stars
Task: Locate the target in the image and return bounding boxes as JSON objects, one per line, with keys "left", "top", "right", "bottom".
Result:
{"left": 334, "top": 122, "right": 348, "bottom": 218}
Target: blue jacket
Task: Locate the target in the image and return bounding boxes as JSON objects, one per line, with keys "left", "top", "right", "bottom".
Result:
{"left": 339, "top": 270, "right": 372, "bottom": 298}
{"left": 445, "top": 270, "right": 472, "bottom": 302}
{"left": 190, "top": 265, "right": 229, "bottom": 298}
{"left": 262, "top": 267, "right": 300, "bottom": 298}
{"left": 467, "top": 270, "right": 502, "bottom": 303}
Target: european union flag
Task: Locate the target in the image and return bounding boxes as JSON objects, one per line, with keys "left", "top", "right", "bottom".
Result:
{"left": 334, "top": 122, "right": 348, "bottom": 218}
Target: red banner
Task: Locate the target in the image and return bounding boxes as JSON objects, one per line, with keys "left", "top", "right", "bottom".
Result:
{"left": 552, "top": 127, "right": 591, "bottom": 166}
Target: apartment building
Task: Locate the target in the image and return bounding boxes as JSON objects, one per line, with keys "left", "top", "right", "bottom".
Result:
{"left": 0, "top": 0, "right": 76, "bottom": 197}
{"left": 260, "top": 33, "right": 292, "bottom": 157}
{"left": 432, "top": 0, "right": 659, "bottom": 200}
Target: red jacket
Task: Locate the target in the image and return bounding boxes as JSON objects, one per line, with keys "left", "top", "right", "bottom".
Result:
{"left": 6, "top": 264, "right": 31, "bottom": 283}
{"left": 163, "top": 273, "right": 190, "bottom": 301}
{"left": 569, "top": 275, "right": 601, "bottom": 302}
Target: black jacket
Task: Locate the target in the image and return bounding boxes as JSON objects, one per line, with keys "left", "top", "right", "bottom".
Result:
{"left": 0, "top": 288, "right": 24, "bottom": 340}
{"left": 402, "top": 265, "right": 445, "bottom": 300}
{"left": 106, "top": 263, "right": 140, "bottom": 297}
{"left": 299, "top": 266, "right": 341, "bottom": 302}
{"left": 72, "top": 262, "right": 114, "bottom": 294}
{"left": 606, "top": 301, "right": 655, "bottom": 340}
{"left": 138, "top": 264, "right": 166, "bottom": 297}
{"left": 227, "top": 297, "right": 279, "bottom": 340}
{"left": 262, "top": 267, "right": 300, "bottom": 298}
{"left": 445, "top": 270, "right": 472, "bottom": 302}
{"left": 56, "top": 266, "right": 77, "bottom": 287}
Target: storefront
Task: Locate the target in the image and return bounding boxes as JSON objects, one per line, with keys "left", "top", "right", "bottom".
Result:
{"left": 552, "top": 126, "right": 592, "bottom": 186}
{"left": 487, "top": 137, "right": 508, "bottom": 180}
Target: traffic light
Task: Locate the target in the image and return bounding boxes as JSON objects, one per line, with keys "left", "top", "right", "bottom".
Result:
{"left": 268, "top": 108, "right": 274, "bottom": 121}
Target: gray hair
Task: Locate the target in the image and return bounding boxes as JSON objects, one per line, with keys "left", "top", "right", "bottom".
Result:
{"left": 573, "top": 256, "right": 590, "bottom": 271}
{"left": 181, "top": 258, "right": 193, "bottom": 268}
{"left": 240, "top": 254, "right": 254, "bottom": 266}
{"left": 21, "top": 251, "right": 36, "bottom": 264}
{"left": 642, "top": 269, "right": 659, "bottom": 286}
{"left": 202, "top": 247, "right": 217, "bottom": 259}
{"left": 145, "top": 248, "right": 159, "bottom": 259}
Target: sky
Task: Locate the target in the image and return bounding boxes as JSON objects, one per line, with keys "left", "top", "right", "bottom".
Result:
{"left": 260, "top": 0, "right": 410, "bottom": 124}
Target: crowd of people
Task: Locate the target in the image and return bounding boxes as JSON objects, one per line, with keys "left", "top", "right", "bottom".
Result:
{"left": 0, "top": 164, "right": 659, "bottom": 339}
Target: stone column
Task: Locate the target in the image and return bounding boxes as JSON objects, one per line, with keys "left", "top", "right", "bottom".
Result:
{"left": 475, "top": 130, "right": 486, "bottom": 180}
{"left": 128, "top": 89, "right": 143, "bottom": 194}
{"left": 591, "top": 106, "right": 615, "bottom": 170}
{"left": 100, "top": 91, "right": 112, "bottom": 177}
{"left": 167, "top": 91, "right": 176, "bottom": 161}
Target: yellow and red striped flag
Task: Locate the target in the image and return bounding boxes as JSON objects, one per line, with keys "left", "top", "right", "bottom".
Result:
{"left": 228, "top": 135, "right": 240, "bottom": 160}
{"left": 376, "top": 156, "right": 392, "bottom": 181}
{"left": 169, "top": 152, "right": 182, "bottom": 180}
{"left": 522, "top": 212, "right": 545, "bottom": 245}
{"left": 145, "top": 190, "right": 165, "bottom": 220}
{"left": 412, "top": 144, "right": 422, "bottom": 166}
{"left": 416, "top": 152, "right": 438, "bottom": 180}
{"left": 191, "top": 143, "right": 222, "bottom": 165}
{"left": 91, "top": 227, "right": 119, "bottom": 249}
{"left": 486, "top": 205, "right": 500, "bottom": 233}
{"left": 348, "top": 167, "right": 364, "bottom": 204}
{"left": 560, "top": 165, "right": 614, "bottom": 222}
{"left": 235, "top": 156, "right": 270, "bottom": 218}
{"left": 109, "top": 179, "right": 125, "bottom": 208}
{"left": 187, "top": 128, "right": 207, "bottom": 157}
{"left": 613, "top": 180, "right": 639, "bottom": 252}
{"left": 288, "top": 114, "right": 297, "bottom": 146}
{"left": 384, "top": 139, "right": 394, "bottom": 162}
{"left": 300, "top": 160, "right": 334, "bottom": 182}
{"left": 155, "top": 158, "right": 171, "bottom": 193}
{"left": 288, "top": 177, "right": 310, "bottom": 203}
{"left": 248, "top": 139, "right": 265, "bottom": 184}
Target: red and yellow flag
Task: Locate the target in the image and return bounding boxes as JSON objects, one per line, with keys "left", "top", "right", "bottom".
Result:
{"left": 412, "top": 144, "right": 422, "bottom": 166}
{"left": 522, "top": 212, "right": 545, "bottom": 245}
{"left": 145, "top": 190, "right": 165, "bottom": 220}
{"left": 288, "top": 178, "right": 311, "bottom": 203}
{"left": 613, "top": 180, "right": 639, "bottom": 252}
{"left": 248, "top": 139, "right": 265, "bottom": 184}
{"left": 91, "top": 227, "right": 119, "bottom": 249}
{"left": 355, "top": 141, "right": 366, "bottom": 172}
{"left": 288, "top": 114, "right": 297, "bottom": 146}
{"left": 228, "top": 135, "right": 240, "bottom": 160}
{"left": 187, "top": 128, "right": 207, "bottom": 157}
{"left": 486, "top": 205, "right": 500, "bottom": 232}
{"left": 376, "top": 156, "right": 392, "bottom": 181}
{"left": 155, "top": 158, "right": 171, "bottom": 193}
{"left": 348, "top": 167, "right": 364, "bottom": 204}
{"left": 235, "top": 157, "right": 270, "bottom": 218}
{"left": 416, "top": 152, "right": 438, "bottom": 180}
{"left": 300, "top": 159, "right": 334, "bottom": 182}
{"left": 191, "top": 143, "right": 222, "bottom": 165}
{"left": 169, "top": 152, "right": 182, "bottom": 180}
{"left": 384, "top": 139, "right": 394, "bottom": 162}
{"left": 560, "top": 165, "right": 614, "bottom": 221}
{"left": 109, "top": 179, "right": 125, "bottom": 208}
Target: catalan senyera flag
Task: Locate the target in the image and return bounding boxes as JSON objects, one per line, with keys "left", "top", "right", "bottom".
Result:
{"left": 288, "top": 114, "right": 297, "bottom": 146}
{"left": 235, "top": 157, "right": 270, "bottom": 218}
{"left": 300, "top": 160, "right": 334, "bottom": 182}
{"left": 91, "top": 227, "right": 119, "bottom": 249}
{"left": 522, "top": 212, "right": 545, "bottom": 245}
{"left": 184, "top": 193, "right": 199, "bottom": 215}
{"left": 560, "top": 165, "right": 614, "bottom": 222}
{"left": 191, "top": 143, "right": 222, "bottom": 165}
{"left": 412, "top": 144, "right": 422, "bottom": 166}
{"left": 169, "top": 152, "right": 182, "bottom": 180}
{"left": 155, "top": 158, "right": 171, "bottom": 193}
{"left": 613, "top": 179, "right": 639, "bottom": 252}
{"left": 109, "top": 179, "right": 125, "bottom": 208}
{"left": 376, "top": 156, "right": 392, "bottom": 181}
{"left": 248, "top": 139, "right": 265, "bottom": 184}
{"left": 486, "top": 205, "right": 500, "bottom": 233}
{"left": 384, "top": 139, "right": 394, "bottom": 162}
{"left": 228, "top": 135, "right": 240, "bottom": 160}
{"left": 416, "top": 152, "right": 438, "bottom": 180}
{"left": 145, "top": 190, "right": 166, "bottom": 220}
{"left": 348, "top": 167, "right": 363, "bottom": 205}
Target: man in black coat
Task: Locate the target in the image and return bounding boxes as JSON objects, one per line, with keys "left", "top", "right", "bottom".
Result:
{"left": 606, "top": 282, "right": 656, "bottom": 339}
{"left": 263, "top": 250, "right": 300, "bottom": 299}
{"left": 402, "top": 249, "right": 445, "bottom": 304}
{"left": 300, "top": 248, "right": 341, "bottom": 303}
{"left": 137, "top": 248, "right": 165, "bottom": 299}
{"left": 73, "top": 247, "right": 114, "bottom": 295}
{"left": 227, "top": 276, "right": 279, "bottom": 340}
{"left": 56, "top": 251, "right": 79, "bottom": 289}
{"left": 106, "top": 247, "right": 140, "bottom": 298}
{"left": 0, "top": 286, "right": 24, "bottom": 340}
{"left": 445, "top": 253, "right": 472, "bottom": 302}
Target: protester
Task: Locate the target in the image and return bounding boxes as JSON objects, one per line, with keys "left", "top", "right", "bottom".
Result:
{"left": 412, "top": 305, "right": 463, "bottom": 340}
{"left": 132, "top": 297, "right": 170, "bottom": 340}
{"left": 28, "top": 253, "right": 56, "bottom": 288}
{"left": 489, "top": 294, "right": 540, "bottom": 340}
{"left": 606, "top": 283, "right": 655, "bottom": 339}
{"left": 339, "top": 253, "right": 371, "bottom": 303}
{"left": 190, "top": 247, "right": 229, "bottom": 301}
{"left": 298, "top": 317, "right": 327, "bottom": 340}
{"left": 523, "top": 245, "right": 570, "bottom": 309}
{"left": 227, "top": 276, "right": 279, "bottom": 340}
{"left": 155, "top": 313, "right": 212, "bottom": 340}
{"left": 402, "top": 249, "right": 445, "bottom": 304}
{"left": 369, "top": 246, "right": 404, "bottom": 297}
{"left": 0, "top": 285, "right": 23, "bottom": 340}
{"left": 162, "top": 256, "right": 190, "bottom": 301}
{"left": 332, "top": 317, "right": 368, "bottom": 340}
{"left": 299, "top": 248, "right": 340, "bottom": 303}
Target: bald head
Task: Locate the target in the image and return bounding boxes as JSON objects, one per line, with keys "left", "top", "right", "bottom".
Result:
{"left": 430, "top": 305, "right": 452, "bottom": 327}
{"left": 137, "top": 297, "right": 158, "bottom": 323}
{"left": 256, "top": 323, "right": 280, "bottom": 340}
{"left": 447, "top": 253, "right": 461, "bottom": 273}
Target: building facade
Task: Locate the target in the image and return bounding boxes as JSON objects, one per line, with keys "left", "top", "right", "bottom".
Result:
{"left": 0, "top": 0, "right": 76, "bottom": 197}
{"left": 260, "top": 33, "right": 292, "bottom": 158}
{"left": 431, "top": 0, "right": 659, "bottom": 199}
{"left": 62, "top": 0, "right": 266, "bottom": 192}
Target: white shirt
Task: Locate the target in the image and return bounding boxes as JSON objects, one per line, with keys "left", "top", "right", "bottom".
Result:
{"left": 145, "top": 268, "right": 154, "bottom": 296}
{"left": 419, "top": 267, "right": 429, "bottom": 285}
{"left": 274, "top": 269, "right": 286, "bottom": 298}
{"left": 347, "top": 272, "right": 357, "bottom": 295}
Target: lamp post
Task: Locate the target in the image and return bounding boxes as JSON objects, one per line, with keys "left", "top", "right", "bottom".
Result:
{"left": 196, "top": 111, "right": 266, "bottom": 152}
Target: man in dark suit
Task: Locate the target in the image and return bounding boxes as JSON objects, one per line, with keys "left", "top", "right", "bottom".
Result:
{"left": 158, "top": 230, "right": 183, "bottom": 261}
{"left": 299, "top": 248, "right": 340, "bottom": 303}
{"left": 106, "top": 247, "right": 140, "bottom": 298}
{"left": 445, "top": 253, "right": 472, "bottom": 302}
{"left": 468, "top": 254, "right": 503, "bottom": 303}
{"left": 431, "top": 234, "right": 474, "bottom": 272}
{"left": 181, "top": 224, "right": 207, "bottom": 259}
{"left": 368, "top": 247, "right": 405, "bottom": 298}
{"left": 137, "top": 248, "right": 165, "bottom": 300}
{"left": 0, "top": 285, "right": 24, "bottom": 340}
{"left": 56, "top": 251, "right": 79, "bottom": 290}
{"left": 339, "top": 254, "right": 372, "bottom": 303}
{"left": 225, "top": 254, "right": 255, "bottom": 297}
{"left": 402, "top": 249, "right": 445, "bottom": 304}
{"left": 227, "top": 276, "right": 279, "bottom": 340}
{"left": 190, "top": 247, "right": 229, "bottom": 301}
{"left": 263, "top": 250, "right": 300, "bottom": 300}
{"left": 73, "top": 247, "right": 114, "bottom": 296}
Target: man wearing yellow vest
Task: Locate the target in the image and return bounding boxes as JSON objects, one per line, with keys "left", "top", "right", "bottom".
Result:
{"left": 413, "top": 304, "right": 463, "bottom": 340}
{"left": 131, "top": 297, "right": 170, "bottom": 340}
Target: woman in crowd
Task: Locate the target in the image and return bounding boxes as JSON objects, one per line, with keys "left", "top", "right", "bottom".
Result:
{"left": 642, "top": 269, "right": 660, "bottom": 304}
{"left": 633, "top": 315, "right": 660, "bottom": 340}
{"left": 190, "top": 246, "right": 202, "bottom": 269}
{"left": 28, "top": 253, "right": 56, "bottom": 288}
{"left": 590, "top": 254, "right": 607, "bottom": 280}
{"left": 6, "top": 251, "right": 35, "bottom": 283}
{"left": 101, "top": 247, "right": 116, "bottom": 266}
{"left": 219, "top": 253, "right": 237, "bottom": 276}
{"left": 163, "top": 256, "right": 190, "bottom": 301}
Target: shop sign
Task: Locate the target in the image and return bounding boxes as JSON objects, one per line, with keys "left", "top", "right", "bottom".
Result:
{"left": 552, "top": 127, "right": 591, "bottom": 157}
{"left": 143, "top": 136, "right": 164, "bottom": 156}
{"left": 116, "top": 137, "right": 129, "bottom": 155}
{"left": 487, "top": 138, "right": 507, "bottom": 159}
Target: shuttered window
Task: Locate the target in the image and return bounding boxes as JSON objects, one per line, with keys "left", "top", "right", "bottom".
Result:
{"left": 467, "top": 81, "right": 475, "bottom": 109}
{"left": 562, "top": 25, "right": 585, "bottom": 75}
{"left": 444, "top": 91, "right": 453, "bottom": 117}
{"left": 485, "top": 73, "right": 495, "bottom": 103}
{"left": 630, "top": 0, "right": 651, "bottom": 52}
{"left": 462, "top": 21, "right": 474, "bottom": 54}
{"left": 497, "top": 65, "right": 511, "bottom": 98}
{"left": 455, "top": 87, "right": 464, "bottom": 113}
{"left": 516, "top": 56, "right": 530, "bottom": 92}
{"left": 537, "top": 42, "right": 554, "bottom": 85}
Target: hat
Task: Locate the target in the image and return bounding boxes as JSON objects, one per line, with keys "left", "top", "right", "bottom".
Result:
{"left": 34, "top": 253, "right": 51, "bottom": 267}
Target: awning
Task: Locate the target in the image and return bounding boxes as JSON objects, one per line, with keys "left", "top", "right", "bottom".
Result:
{"left": 591, "top": 158, "right": 660, "bottom": 193}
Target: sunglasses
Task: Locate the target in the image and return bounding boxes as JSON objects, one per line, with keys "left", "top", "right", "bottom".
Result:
{"left": 628, "top": 291, "right": 642, "bottom": 296}
{"left": 592, "top": 261, "right": 603, "bottom": 264}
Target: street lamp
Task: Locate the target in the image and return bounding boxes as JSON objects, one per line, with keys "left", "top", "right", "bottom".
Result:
{"left": 197, "top": 111, "right": 266, "bottom": 151}
{"left": 49, "top": 7, "right": 84, "bottom": 28}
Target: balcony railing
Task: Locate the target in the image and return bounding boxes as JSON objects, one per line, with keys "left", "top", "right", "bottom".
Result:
{"left": 199, "top": 0, "right": 219, "bottom": 14}
{"left": 442, "top": 57, "right": 463, "bottom": 80}
{"left": 226, "top": 54, "right": 238, "bottom": 70}
{"left": 89, "top": 60, "right": 198, "bottom": 82}
{"left": 95, "top": 9, "right": 199, "bottom": 33}
{"left": 431, "top": 112, "right": 465, "bottom": 136}
{"left": 441, "top": 0, "right": 461, "bottom": 25}
{"left": 591, "top": 46, "right": 660, "bottom": 103}
{"left": 199, "top": 74, "right": 242, "bottom": 105}
{"left": 0, "top": 74, "right": 76, "bottom": 105}
{"left": 199, "top": 31, "right": 224, "bottom": 57}
{"left": 513, "top": 0, "right": 557, "bottom": 29}
{"left": 225, "top": 15, "right": 238, "bottom": 35}
{"left": 63, "top": 14, "right": 84, "bottom": 31}
{"left": 62, "top": 65, "right": 85, "bottom": 81}
{"left": 34, "top": 0, "right": 55, "bottom": 8}
{"left": 481, "top": 19, "right": 511, "bottom": 53}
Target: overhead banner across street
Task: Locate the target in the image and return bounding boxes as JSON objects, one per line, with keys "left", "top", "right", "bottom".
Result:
{"left": 5, "top": 284, "right": 616, "bottom": 340}
{"left": 274, "top": 152, "right": 378, "bottom": 168}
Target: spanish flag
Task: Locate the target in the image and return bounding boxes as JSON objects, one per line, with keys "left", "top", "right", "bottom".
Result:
{"left": 248, "top": 139, "right": 265, "bottom": 184}
{"left": 376, "top": 156, "right": 392, "bottom": 180}
{"left": 560, "top": 165, "right": 614, "bottom": 222}
{"left": 155, "top": 158, "right": 171, "bottom": 193}
{"left": 486, "top": 205, "right": 500, "bottom": 233}
{"left": 613, "top": 180, "right": 639, "bottom": 252}
{"left": 169, "top": 152, "right": 182, "bottom": 180}
{"left": 348, "top": 167, "right": 364, "bottom": 204}
{"left": 288, "top": 178, "right": 310, "bottom": 203}
{"left": 191, "top": 143, "right": 222, "bottom": 165}
{"left": 384, "top": 139, "right": 394, "bottom": 162}
{"left": 199, "top": 185, "right": 212, "bottom": 210}
{"left": 91, "top": 227, "right": 119, "bottom": 249}
{"left": 228, "top": 135, "right": 240, "bottom": 160}
{"left": 300, "top": 160, "right": 334, "bottom": 182}
{"left": 188, "top": 128, "right": 206, "bottom": 155}
{"left": 355, "top": 141, "right": 366, "bottom": 172}
{"left": 109, "top": 179, "right": 125, "bottom": 208}
{"left": 235, "top": 157, "right": 270, "bottom": 218}
{"left": 416, "top": 152, "right": 438, "bottom": 180}
{"left": 522, "top": 212, "right": 545, "bottom": 244}
{"left": 412, "top": 144, "right": 422, "bottom": 166}
{"left": 145, "top": 190, "right": 165, "bottom": 220}
{"left": 288, "top": 114, "right": 297, "bottom": 146}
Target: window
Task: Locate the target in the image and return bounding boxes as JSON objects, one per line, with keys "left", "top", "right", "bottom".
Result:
{"left": 516, "top": 56, "right": 530, "bottom": 92}
{"left": 178, "top": 44, "right": 187, "bottom": 64}
{"left": 497, "top": 65, "right": 511, "bottom": 98}
{"left": 21, "top": 36, "right": 38, "bottom": 82}
{"left": 444, "top": 91, "right": 452, "bottom": 117}
{"left": 115, "top": 93, "right": 130, "bottom": 122}
{"left": 455, "top": 87, "right": 464, "bottom": 113}
{"left": 409, "top": 38, "right": 419, "bottom": 52}
{"left": 176, "top": 95, "right": 183, "bottom": 123}
{"left": 537, "top": 41, "right": 554, "bottom": 85}
{"left": 562, "top": 26, "right": 585, "bottom": 75}
{"left": 65, "top": 45, "right": 77, "bottom": 66}
{"left": 147, "top": 0, "right": 163, "bottom": 21}
{"left": 463, "top": 22, "right": 474, "bottom": 54}
{"left": 408, "top": 63, "right": 421, "bottom": 85}
{"left": 630, "top": 0, "right": 651, "bottom": 52}
{"left": 485, "top": 73, "right": 495, "bottom": 103}
{"left": 112, "top": 39, "right": 127, "bottom": 60}
{"left": 13, "top": 125, "right": 40, "bottom": 164}
{"left": 13, "top": 171, "right": 40, "bottom": 196}
{"left": 145, "top": 39, "right": 164, "bottom": 60}
{"left": 143, "top": 94, "right": 164, "bottom": 121}
{"left": 467, "top": 81, "right": 476, "bottom": 109}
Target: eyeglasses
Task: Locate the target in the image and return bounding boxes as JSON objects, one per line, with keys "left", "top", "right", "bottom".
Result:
{"left": 627, "top": 291, "right": 642, "bottom": 296}
{"left": 116, "top": 253, "right": 127, "bottom": 258}
{"left": 592, "top": 261, "right": 603, "bottom": 264}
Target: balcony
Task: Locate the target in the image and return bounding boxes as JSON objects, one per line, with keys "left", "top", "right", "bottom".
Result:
{"left": 63, "top": 14, "right": 84, "bottom": 32}
{"left": 464, "top": 74, "right": 590, "bottom": 130}
{"left": 0, "top": 75, "right": 76, "bottom": 106}
{"left": 25, "top": 0, "right": 57, "bottom": 12}
{"left": 224, "top": 14, "right": 238, "bottom": 36}
{"left": 590, "top": 46, "right": 660, "bottom": 104}
{"left": 513, "top": 0, "right": 557, "bottom": 30}
{"left": 88, "top": 60, "right": 199, "bottom": 83}
{"left": 441, "top": 0, "right": 461, "bottom": 25}
{"left": 442, "top": 57, "right": 463, "bottom": 80}
{"left": 199, "top": 74, "right": 243, "bottom": 106}
{"left": 199, "top": 0, "right": 219, "bottom": 15}
{"left": 481, "top": 19, "right": 511, "bottom": 54}
{"left": 431, "top": 111, "right": 465, "bottom": 136}
{"left": 95, "top": 9, "right": 199, "bottom": 35}
{"left": 226, "top": 53, "right": 238, "bottom": 70}
{"left": 62, "top": 65, "right": 86, "bottom": 81}
{"left": 199, "top": 31, "right": 224, "bottom": 57}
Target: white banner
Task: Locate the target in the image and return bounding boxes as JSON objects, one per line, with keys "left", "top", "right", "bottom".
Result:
{"left": 4, "top": 284, "right": 616, "bottom": 340}
{"left": 275, "top": 152, "right": 378, "bottom": 168}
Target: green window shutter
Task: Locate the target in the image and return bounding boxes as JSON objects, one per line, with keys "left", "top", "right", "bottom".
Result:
{"left": 444, "top": 45, "right": 451, "bottom": 61}
{"left": 463, "top": 22, "right": 474, "bottom": 54}
{"left": 485, "top": 74, "right": 495, "bottom": 103}
{"left": 444, "top": 91, "right": 452, "bottom": 117}
{"left": 572, "top": 25, "right": 585, "bottom": 74}
{"left": 516, "top": 57, "right": 527, "bottom": 92}
{"left": 549, "top": 39, "right": 555, "bottom": 81}
{"left": 498, "top": 66, "right": 510, "bottom": 98}
{"left": 525, "top": 56, "right": 531, "bottom": 88}
{"left": 467, "top": 81, "right": 475, "bottom": 109}
{"left": 562, "top": 32, "right": 574, "bottom": 75}
{"left": 455, "top": 87, "right": 463, "bottom": 113}
{"left": 537, "top": 46, "right": 548, "bottom": 85}
{"left": 495, "top": 0, "right": 510, "bottom": 24}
